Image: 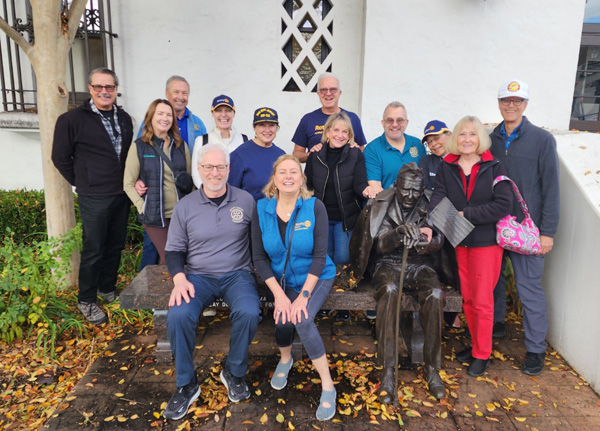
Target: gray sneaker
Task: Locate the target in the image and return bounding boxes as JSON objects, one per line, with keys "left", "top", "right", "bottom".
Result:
{"left": 77, "top": 301, "right": 108, "bottom": 324}
{"left": 98, "top": 290, "right": 118, "bottom": 303}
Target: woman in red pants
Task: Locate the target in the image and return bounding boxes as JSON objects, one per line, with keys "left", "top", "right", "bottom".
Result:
{"left": 428, "top": 116, "right": 512, "bottom": 376}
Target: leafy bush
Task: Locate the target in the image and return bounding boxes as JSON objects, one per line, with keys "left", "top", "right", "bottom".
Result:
{"left": 0, "top": 225, "right": 84, "bottom": 355}
{"left": 0, "top": 189, "right": 47, "bottom": 244}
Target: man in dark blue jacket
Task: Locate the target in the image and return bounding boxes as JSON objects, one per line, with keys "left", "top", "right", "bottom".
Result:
{"left": 52, "top": 68, "right": 133, "bottom": 324}
{"left": 490, "top": 79, "right": 560, "bottom": 376}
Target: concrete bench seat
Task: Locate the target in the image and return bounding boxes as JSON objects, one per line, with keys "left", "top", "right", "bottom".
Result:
{"left": 120, "top": 265, "right": 463, "bottom": 362}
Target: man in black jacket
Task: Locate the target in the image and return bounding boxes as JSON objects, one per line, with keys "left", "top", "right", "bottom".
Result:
{"left": 52, "top": 68, "right": 133, "bottom": 324}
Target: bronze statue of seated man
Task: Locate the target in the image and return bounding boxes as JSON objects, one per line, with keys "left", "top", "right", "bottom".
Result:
{"left": 349, "top": 162, "right": 451, "bottom": 402}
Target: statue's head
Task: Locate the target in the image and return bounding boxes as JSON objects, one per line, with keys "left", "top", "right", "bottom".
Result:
{"left": 394, "top": 163, "right": 425, "bottom": 210}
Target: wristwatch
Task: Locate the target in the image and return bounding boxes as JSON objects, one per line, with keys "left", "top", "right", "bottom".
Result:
{"left": 301, "top": 290, "right": 311, "bottom": 299}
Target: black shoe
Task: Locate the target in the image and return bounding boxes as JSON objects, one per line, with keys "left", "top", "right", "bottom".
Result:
{"left": 317, "top": 309, "right": 330, "bottom": 317}
{"left": 463, "top": 327, "right": 471, "bottom": 339}
{"left": 163, "top": 380, "right": 200, "bottom": 420}
{"left": 456, "top": 348, "right": 473, "bottom": 363}
{"left": 335, "top": 310, "right": 351, "bottom": 322}
{"left": 467, "top": 359, "right": 489, "bottom": 377}
{"left": 220, "top": 368, "right": 251, "bottom": 403}
{"left": 492, "top": 322, "right": 507, "bottom": 338}
{"left": 521, "top": 352, "right": 545, "bottom": 376}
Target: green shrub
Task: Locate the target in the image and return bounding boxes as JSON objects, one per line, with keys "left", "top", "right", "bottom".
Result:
{"left": 0, "top": 189, "right": 47, "bottom": 243}
{"left": 0, "top": 225, "right": 84, "bottom": 355}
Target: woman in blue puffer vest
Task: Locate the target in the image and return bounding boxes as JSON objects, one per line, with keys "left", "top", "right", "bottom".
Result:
{"left": 251, "top": 154, "right": 337, "bottom": 421}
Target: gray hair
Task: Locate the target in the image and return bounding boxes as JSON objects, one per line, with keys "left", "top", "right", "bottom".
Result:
{"left": 166, "top": 75, "right": 190, "bottom": 91}
{"left": 197, "top": 143, "right": 230, "bottom": 165}
{"left": 317, "top": 72, "right": 340, "bottom": 90}
{"left": 383, "top": 101, "right": 407, "bottom": 120}
{"left": 88, "top": 68, "right": 119, "bottom": 86}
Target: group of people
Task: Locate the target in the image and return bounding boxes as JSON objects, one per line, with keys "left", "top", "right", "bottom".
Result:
{"left": 51, "top": 68, "right": 559, "bottom": 421}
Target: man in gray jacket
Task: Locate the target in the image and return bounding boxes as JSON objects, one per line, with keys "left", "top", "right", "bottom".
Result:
{"left": 490, "top": 79, "right": 560, "bottom": 376}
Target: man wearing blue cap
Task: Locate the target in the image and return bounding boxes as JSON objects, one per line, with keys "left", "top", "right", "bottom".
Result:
{"left": 418, "top": 120, "right": 451, "bottom": 194}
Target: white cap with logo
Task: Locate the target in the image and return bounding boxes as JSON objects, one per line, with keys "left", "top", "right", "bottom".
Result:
{"left": 498, "top": 79, "right": 529, "bottom": 100}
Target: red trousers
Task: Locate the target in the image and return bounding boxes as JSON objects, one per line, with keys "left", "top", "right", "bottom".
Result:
{"left": 456, "top": 245, "right": 504, "bottom": 359}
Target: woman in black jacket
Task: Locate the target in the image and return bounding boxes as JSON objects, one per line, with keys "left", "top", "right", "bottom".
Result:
{"left": 429, "top": 116, "right": 512, "bottom": 377}
{"left": 305, "top": 112, "right": 377, "bottom": 320}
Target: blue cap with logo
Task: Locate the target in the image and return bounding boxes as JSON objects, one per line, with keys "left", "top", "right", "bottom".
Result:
{"left": 253, "top": 107, "right": 279, "bottom": 125}
{"left": 211, "top": 95, "right": 235, "bottom": 111}
{"left": 422, "top": 120, "right": 450, "bottom": 143}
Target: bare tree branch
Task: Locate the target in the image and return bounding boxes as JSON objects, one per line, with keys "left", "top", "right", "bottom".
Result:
{"left": 0, "top": 17, "right": 33, "bottom": 58}
{"left": 66, "top": 0, "right": 88, "bottom": 42}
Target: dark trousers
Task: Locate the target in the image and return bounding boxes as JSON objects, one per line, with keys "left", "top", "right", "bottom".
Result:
{"left": 167, "top": 270, "right": 261, "bottom": 387}
{"left": 78, "top": 194, "right": 129, "bottom": 303}
{"left": 139, "top": 229, "right": 159, "bottom": 271}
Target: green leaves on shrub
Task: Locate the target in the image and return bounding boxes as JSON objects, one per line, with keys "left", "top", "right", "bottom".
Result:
{"left": 0, "top": 189, "right": 47, "bottom": 244}
{"left": 0, "top": 225, "right": 84, "bottom": 356}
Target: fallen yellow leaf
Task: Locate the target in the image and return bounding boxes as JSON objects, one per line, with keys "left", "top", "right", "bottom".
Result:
{"left": 260, "top": 413, "right": 268, "bottom": 424}
{"left": 104, "top": 416, "right": 114, "bottom": 422}
{"left": 515, "top": 417, "right": 527, "bottom": 422}
{"left": 276, "top": 413, "right": 285, "bottom": 423}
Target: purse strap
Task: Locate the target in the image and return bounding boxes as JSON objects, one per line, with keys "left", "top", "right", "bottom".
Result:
{"left": 493, "top": 175, "right": 531, "bottom": 217}
{"left": 151, "top": 138, "right": 180, "bottom": 174}
{"left": 281, "top": 207, "right": 300, "bottom": 283}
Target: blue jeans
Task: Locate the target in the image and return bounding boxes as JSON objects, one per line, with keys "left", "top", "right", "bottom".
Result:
{"left": 275, "top": 278, "right": 333, "bottom": 359}
{"left": 327, "top": 221, "right": 352, "bottom": 265}
{"left": 139, "top": 229, "right": 159, "bottom": 271}
{"left": 167, "top": 270, "right": 261, "bottom": 386}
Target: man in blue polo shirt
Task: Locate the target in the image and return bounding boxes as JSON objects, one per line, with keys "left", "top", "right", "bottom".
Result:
{"left": 292, "top": 72, "right": 367, "bottom": 162}
{"left": 364, "top": 101, "right": 426, "bottom": 193}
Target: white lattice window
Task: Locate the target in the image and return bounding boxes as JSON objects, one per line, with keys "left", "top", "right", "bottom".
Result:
{"left": 281, "top": 0, "right": 333, "bottom": 92}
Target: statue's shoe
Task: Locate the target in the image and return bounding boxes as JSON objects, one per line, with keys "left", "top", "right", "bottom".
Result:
{"left": 424, "top": 365, "right": 446, "bottom": 399}
{"left": 378, "top": 368, "right": 395, "bottom": 404}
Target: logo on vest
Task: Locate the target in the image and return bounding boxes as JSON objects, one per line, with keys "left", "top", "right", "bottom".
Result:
{"left": 230, "top": 207, "right": 244, "bottom": 223}
{"left": 409, "top": 146, "right": 419, "bottom": 158}
{"left": 294, "top": 220, "right": 311, "bottom": 231}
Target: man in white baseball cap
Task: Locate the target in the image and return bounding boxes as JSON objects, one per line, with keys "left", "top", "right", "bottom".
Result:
{"left": 489, "top": 79, "right": 560, "bottom": 376}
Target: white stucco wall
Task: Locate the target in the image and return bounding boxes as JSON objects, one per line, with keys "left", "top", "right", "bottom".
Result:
{"left": 0, "top": 129, "right": 43, "bottom": 190}
{"left": 112, "top": 0, "right": 366, "bottom": 155}
{"left": 545, "top": 132, "right": 600, "bottom": 394}
{"left": 360, "top": 0, "right": 586, "bottom": 141}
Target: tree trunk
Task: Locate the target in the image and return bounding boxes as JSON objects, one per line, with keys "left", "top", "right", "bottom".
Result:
{"left": 30, "top": 2, "right": 80, "bottom": 283}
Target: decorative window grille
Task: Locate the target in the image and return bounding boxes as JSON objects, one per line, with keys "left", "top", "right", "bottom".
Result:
{"left": 0, "top": 0, "right": 117, "bottom": 112}
{"left": 281, "top": 0, "right": 333, "bottom": 92}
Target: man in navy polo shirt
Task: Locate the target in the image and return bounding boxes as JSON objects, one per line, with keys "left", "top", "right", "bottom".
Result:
{"left": 292, "top": 72, "right": 367, "bottom": 162}
{"left": 364, "top": 101, "right": 426, "bottom": 193}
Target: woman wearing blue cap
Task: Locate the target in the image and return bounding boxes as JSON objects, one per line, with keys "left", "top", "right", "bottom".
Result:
{"left": 228, "top": 107, "right": 286, "bottom": 200}
{"left": 191, "top": 95, "right": 248, "bottom": 188}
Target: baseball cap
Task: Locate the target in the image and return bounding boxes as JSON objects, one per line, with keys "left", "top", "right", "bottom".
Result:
{"left": 211, "top": 95, "right": 235, "bottom": 111}
{"left": 498, "top": 79, "right": 529, "bottom": 100}
{"left": 253, "top": 107, "right": 279, "bottom": 125}
{"left": 422, "top": 120, "right": 450, "bottom": 143}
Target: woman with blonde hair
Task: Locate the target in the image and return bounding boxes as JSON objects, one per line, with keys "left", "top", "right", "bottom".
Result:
{"left": 429, "top": 116, "right": 512, "bottom": 377}
{"left": 251, "top": 154, "right": 337, "bottom": 421}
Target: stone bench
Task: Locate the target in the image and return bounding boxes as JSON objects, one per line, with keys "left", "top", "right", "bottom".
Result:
{"left": 120, "top": 265, "right": 463, "bottom": 363}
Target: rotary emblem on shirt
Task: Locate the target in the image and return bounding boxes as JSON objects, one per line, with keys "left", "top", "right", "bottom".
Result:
{"left": 230, "top": 207, "right": 244, "bottom": 223}
{"left": 294, "top": 220, "right": 311, "bottom": 231}
{"left": 409, "top": 146, "right": 419, "bottom": 157}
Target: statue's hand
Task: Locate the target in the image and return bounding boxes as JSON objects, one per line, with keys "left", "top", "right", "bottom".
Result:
{"left": 395, "top": 222, "right": 421, "bottom": 248}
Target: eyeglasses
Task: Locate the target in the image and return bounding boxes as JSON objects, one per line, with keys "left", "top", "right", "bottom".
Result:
{"left": 200, "top": 164, "right": 228, "bottom": 172}
{"left": 500, "top": 98, "right": 525, "bottom": 106}
{"left": 383, "top": 118, "right": 407, "bottom": 126}
{"left": 90, "top": 85, "right": 117, "bottom": 93}
{"left": 318, "top": 87, "right": 338, "bottom": 95}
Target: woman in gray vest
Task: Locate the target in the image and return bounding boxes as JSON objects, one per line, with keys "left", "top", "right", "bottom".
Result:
{"left": 124, "top": 99, "right": 191, "bottom": 264}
